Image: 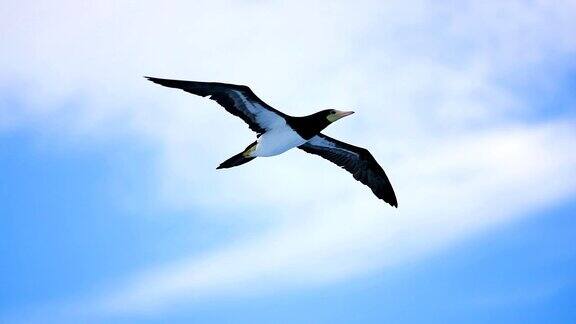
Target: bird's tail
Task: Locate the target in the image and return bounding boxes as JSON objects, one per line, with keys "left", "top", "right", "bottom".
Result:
{"left": 216, "top": 142, "right": 257, "bottom": 169}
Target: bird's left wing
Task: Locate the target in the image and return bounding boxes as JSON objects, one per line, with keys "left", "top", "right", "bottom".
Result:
{"left": 145, "top": 77, "right": 286, "bottom": 135}
{"left": 299, "top": 134, "right": 398, "bottom": 207}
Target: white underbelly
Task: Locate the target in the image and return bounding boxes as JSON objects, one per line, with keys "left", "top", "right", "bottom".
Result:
{"left": 252, "top": 126, "right": 306, "bottom": 157}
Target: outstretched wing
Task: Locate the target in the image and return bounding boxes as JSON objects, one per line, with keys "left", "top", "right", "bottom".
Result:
{"left": 145, "top": 77, "right": 287, "bottom": 134}
{"left": 299, "top": 134, "right": 398, "bottom": 207}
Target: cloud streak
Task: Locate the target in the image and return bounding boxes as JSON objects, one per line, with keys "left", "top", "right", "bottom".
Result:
{"left": 99, "top": 120, "right": 576, "bottom": 313}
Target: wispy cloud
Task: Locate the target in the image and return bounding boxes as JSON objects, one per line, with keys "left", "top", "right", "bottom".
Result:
{"left": 1, "top": 0, "right": 575, "bottom": 316}
{"left": 98, "top": 121, "right": 576, "bottom": 313}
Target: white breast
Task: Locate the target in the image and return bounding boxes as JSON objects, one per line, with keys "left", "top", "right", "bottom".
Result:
{"left": 252, "top": 124, "right": 306, "bottom": 157}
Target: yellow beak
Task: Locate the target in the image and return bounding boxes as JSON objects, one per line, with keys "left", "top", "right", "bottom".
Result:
{"left": 334, "top": 110, "right": 355, "bottom": 119}
{"left": 328, "top": 110, "right": 355, "bottom": 123}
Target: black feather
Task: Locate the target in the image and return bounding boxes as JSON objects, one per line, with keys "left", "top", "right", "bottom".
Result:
{"left": 145, "top": 77, "right": 286, "bottom": 135}
{"left": 299, "top": 134, "right": 398, "bottom": 207}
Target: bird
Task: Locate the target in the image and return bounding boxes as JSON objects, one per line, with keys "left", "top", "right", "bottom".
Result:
{"left": 145, "top": 77, "right": 398, "bottom": 207}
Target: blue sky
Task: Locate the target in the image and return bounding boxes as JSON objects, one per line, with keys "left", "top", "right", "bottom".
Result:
{"left": 2, "top": 130, "right": 575, "bottom": 323}
{"left": 1, "top": 1, "right": 576, "bottom": 323}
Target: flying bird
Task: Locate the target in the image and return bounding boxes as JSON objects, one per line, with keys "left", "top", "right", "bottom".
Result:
{"left": 145, "top": 77, "right": 398, "bottom": 207}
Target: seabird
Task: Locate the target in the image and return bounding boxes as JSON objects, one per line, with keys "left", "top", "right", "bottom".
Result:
{"left": 145, "top": 77, "right": 398, "bottom": 207}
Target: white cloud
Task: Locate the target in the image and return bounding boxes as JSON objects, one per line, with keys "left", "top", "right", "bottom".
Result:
{"left": 1, "top": 0, "right": 575, "bottom": 315}
{"left": 99, "top": 120, "right": 576, "bottom": 313}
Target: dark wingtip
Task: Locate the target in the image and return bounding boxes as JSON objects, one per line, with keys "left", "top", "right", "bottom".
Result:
{"left": 386, "top": 201, "right": 398, "bottom": 208}
{"left": 216, "top": 163, "right": 230, "bottom": 170}
{"left": 383, "top": 196, "right": 398, "bottom": 208}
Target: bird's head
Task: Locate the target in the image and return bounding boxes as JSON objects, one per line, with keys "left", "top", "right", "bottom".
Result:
{"left": 301, "top": 109, "right": 356, "bottom": 136}
{"left": 323, "top": 109, "right": 355, "bottom": 123}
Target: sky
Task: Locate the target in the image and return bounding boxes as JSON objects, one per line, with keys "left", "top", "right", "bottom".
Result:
{"left": 1, "top": 0, "right": 576, "bottom": 323}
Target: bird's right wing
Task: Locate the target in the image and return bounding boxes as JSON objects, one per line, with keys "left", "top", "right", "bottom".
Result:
{"left": 146, "top": 77, "right": 287, "bottom": 135}
{"left": 299, "top": 134, "right": 398, "bottom": 207}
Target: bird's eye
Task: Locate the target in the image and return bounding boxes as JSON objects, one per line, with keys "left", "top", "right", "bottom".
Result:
{"left": 331, "top": 110, "right": 336, "bottom": 114}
